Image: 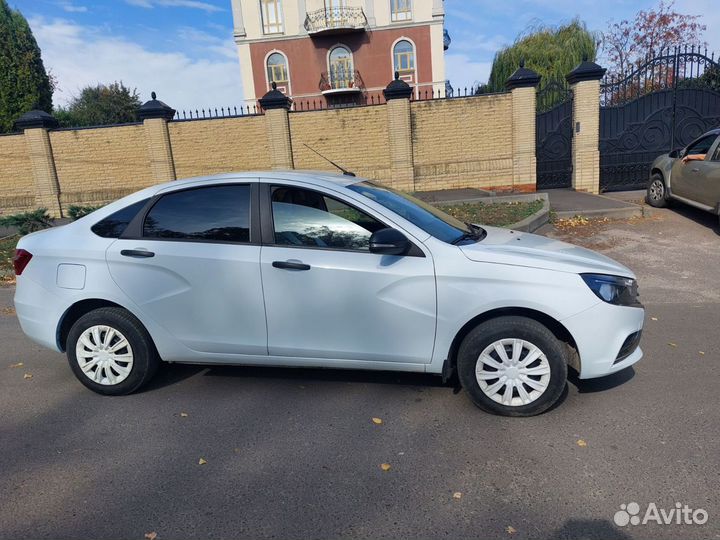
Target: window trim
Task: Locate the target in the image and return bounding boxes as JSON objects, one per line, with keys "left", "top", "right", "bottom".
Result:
{"left": 391, "top": 37, "right": 417, "bottom": 81}
{"left": 120, "top": 183, "right": 260, "bottom": 246}
{"left": 390, "top": 0, "right": 412, "bottom": 22}
{"left": 264, "top": 50, "right": 291, "bottom": 95}
{"left": 259, "top": 182, "right": 424, "bottom": 256}
{"left": 260, "top": 0, "right": 284, "bottom": 34}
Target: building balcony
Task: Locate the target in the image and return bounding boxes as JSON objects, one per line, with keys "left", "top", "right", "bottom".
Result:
{"left": 319, "top": 70, "right": 366, "bottom": 95}
{"left": 444, "top": 28, "right": 451, "bottom": 50}
{"left": 304, "top": 7, "right": 368, "bottom": 36}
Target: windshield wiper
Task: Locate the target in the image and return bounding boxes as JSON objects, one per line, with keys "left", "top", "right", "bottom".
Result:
{"left": 451, "top": 223, "right": 487, "bottom": 245}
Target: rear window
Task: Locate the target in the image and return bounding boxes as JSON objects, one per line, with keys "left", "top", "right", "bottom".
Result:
{"left": 91, "top": 199, "right": 149, "bottom": 238}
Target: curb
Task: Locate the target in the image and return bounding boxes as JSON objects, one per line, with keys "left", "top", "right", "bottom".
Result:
{"left": 438, "top": 192, "right": 550, "bottom": 233}
{"left": 554, "top": 205, "right": 645, "bottom": 220}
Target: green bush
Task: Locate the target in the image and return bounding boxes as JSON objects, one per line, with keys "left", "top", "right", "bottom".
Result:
{"left": 0, "top": 208, "right": 53, "bottom": 235}
{"left": 67, "top": 204, "right": 103, "bottom": 221}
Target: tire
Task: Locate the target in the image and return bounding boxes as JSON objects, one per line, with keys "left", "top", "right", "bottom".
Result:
{"left": 646, "top": 173, "right": 669, "bottom": 208}
{"left": 457, "top": 316, "right": 568, "bottom": 417}
{"left": 67, "top": 307, "right": 160, "bottom": 395}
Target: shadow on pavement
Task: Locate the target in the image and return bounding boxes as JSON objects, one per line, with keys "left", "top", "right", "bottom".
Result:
{"left": 664, "top": 202, "right": 720, "bottom": 235}
{"left": 568, "top": 366, "right": 635, "bottom": 393}
{"left": 544, "top": 519, "right": 633, "bottom": 540}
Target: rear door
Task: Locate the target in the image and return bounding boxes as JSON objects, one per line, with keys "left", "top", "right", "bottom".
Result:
{"left": 259, "top": 182, "right": 437, "bottom": 365}
{"left": 106, "top": 183, "right": 267, "bottom": 356}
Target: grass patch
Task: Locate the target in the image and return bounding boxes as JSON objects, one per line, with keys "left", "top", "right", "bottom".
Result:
{"left": 0, "top": 235, "right": 19, "bottom": 285}
{"left": 438, "top": 200, "right": 544, "bottom": 227}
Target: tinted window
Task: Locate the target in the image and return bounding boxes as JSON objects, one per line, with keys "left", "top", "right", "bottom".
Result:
{"left": 271, "top": 187, "right": 384, "bottom": 250}
{"left": 143, "top": 185, "right": 251, "bottom": 243}
{"left": 91, "top": 199, "right": 149, "bottom": 238}
{"left": 686, "top": 135, "right": 718, "bottom": 156}
{"left": 348, "top": 181, "right": 474, "bottom": 244}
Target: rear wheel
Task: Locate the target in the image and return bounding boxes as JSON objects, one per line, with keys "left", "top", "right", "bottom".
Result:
{"left": 67, "top": 307, "right": 160, "bottom": 395}
{"left": 457, "top": 316, "right": 567, "bottom": 417}
{"left": 646, "top": 173, "right": 669, "bottom": 208}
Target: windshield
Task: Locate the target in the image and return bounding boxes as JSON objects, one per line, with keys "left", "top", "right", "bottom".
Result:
{"left": 347, "top": 181, "right": 483, "bottom": 244}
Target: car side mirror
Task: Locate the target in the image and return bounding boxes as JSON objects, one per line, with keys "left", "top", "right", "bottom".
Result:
{"left": 669, "top": 149, "right": 680, "bottom": 159}
{"left": 369, "top": 228, "right": 411, "bottom": 256}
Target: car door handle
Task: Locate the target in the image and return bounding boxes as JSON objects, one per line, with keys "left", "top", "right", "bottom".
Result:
{"left": 120, "top": 249, "right": 155, "bottom": 258}
{"left": 272, "top": 260, "right": 311, "bottom": 271}
{"left": 691, "top": 168, "right": 700, "bottom": 173}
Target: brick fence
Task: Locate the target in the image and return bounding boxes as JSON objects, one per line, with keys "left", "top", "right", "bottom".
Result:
{"left": 0, "top": 66, "right": 594, "bottom": 218}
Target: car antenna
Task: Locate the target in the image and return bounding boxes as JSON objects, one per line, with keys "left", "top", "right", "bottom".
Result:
{"left": 302, "top": 143, "right": 356, "bottom": 177}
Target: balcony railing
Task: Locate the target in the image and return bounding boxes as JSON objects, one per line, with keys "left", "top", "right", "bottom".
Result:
{"left": 443, "top": 28, "right": 451, "bottom": 50}
{"left": 304, "top": 7, "right": 368, "bottom": 35}
{"left": 319, "top": 69, "right": 366, "bottom": 94}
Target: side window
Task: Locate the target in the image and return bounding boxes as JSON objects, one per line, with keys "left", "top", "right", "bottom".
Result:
{"left": 712, "top": 139, "right": 720, "bottom": 161}
{"left": 271, "top": 187, "right": 384, "bottom": 251}
{"left": 686, "top": 135, "right": 717, "bottom": 157}
{"left": 143, "top": 185, "right": 251, "bottom": 243}
{"left": 91, "top": 199, "right": 149, "bottom": 238}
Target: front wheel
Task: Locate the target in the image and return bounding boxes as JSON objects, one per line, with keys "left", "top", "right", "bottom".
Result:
{"left": 457, "top": 316, "right": 568, "bottom": 416}
{"left": 67, "top": 307, "right": 160, "bottom": 395}
{"left": 646, "top": 173, "right": 669, "bottom": 208}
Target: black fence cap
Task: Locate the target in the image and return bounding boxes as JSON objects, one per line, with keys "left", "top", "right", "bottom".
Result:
{"left": 259, "top": 82, "right": 292, "bottom": 110}
{"left": 567, "top": 59, "right": 607, "bottom": 84}
{"left": 384, "top": 72, "right": 413, "bottom": 100}
{"left": 15, "top": 109, "right": 58, "bottom": 130}
{"left": 138, "top": 91, "right": 176, "bottom": 120}
{"left": 506, "top": 60, "right": 542, "bottom": 90}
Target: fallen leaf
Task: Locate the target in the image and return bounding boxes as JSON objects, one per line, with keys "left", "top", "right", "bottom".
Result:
{"left": 144, "top": 533, "right": 157, "bottom": 540}
{"left": 380, "top": 463, "right": 391, "bottom": 471}
{"left": 452, "top": 492, "right": 462, "bottom": 499}
{"left": 1, "top": 307, "right": 15, "bottom": 316}
{"left": 668, "top": 342, "right": 677, "bottom": 348}
{"left": 9, "top": 362, "right": 23, "bottom": 368}
{"left": 576, "top": 439, "right": 587, "bottom": 447}
{"left": 651, "top": 317, "right": 658, "bottom": 321}
{"left": 506, "top": 525, "right": 517, "bottom": 534}
{"left": 23, "top": 373, "right": 32, "bottom": 380}
{"left": 699, "top": 351, "right": 705, "bottom": 356}
{"left": 180, "top": 412, "right": 188, "bottom": 417}
{"left": 372, "top": 417, "right": 383, "bottom": 425}
{"left": 198, "top": 457, "right": 207, "bottom": 465}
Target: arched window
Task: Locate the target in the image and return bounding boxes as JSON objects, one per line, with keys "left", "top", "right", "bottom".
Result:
{"left": 328, "top": 46, "right": 353, "bottom": 89}
{"left": 266, "top": 52, "right": 289, "bottom": 91}
{"left": 393, "top": 40, "right": 415, "bottom": 76}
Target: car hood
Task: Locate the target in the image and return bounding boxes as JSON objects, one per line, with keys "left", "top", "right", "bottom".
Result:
{"left": 460, "top": 226, "right": 635, "bottom": 278}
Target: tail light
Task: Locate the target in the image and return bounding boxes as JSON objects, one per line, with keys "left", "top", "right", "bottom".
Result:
{"left": 13, "top": 249, "right": 33, "bottom": 276}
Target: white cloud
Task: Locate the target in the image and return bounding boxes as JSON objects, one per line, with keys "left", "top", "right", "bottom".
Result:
{"left": 29, "top": 17, "right": 244, "bottom": 112}
{"left": 125, "top": 0, "right": 224, "bottom": 13}
{"left": 444, "top": 54, "right": 493, "bottom": 92}
{"left": 58, "top": 2, "right": 88, "bottom": 13}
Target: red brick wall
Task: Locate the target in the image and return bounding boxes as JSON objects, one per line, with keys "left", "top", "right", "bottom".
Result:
{"left": 249, "top": 26, "right": 433, "bottom": 101}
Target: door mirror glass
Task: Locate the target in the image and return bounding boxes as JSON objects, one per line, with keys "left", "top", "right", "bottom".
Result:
{"left": 369, "top": 228, "right": 411, "bottom": 256}
{"left": 669, "top": 148, "right": 681, "bottom": 159}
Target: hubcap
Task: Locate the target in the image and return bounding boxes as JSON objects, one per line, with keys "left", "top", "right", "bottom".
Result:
{"left": 475, "top": 338, "right": 551, "bottom": 407}
{"left": 75, "top": 325, "right": 134, "bottom": 386}
{"left": 649, "top": 179, "right": 664, "bottom": 200}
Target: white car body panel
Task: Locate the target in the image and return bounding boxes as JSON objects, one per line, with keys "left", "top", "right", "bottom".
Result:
{"left": 14, "top": 171, "right": 645, "bottom": 381}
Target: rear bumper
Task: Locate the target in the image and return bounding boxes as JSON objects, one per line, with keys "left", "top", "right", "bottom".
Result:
{"left": 561, "top": 301, "right": 645, "bottom": 379}
{"left": 14, "top": 276, "right": 65, "bottom": 353}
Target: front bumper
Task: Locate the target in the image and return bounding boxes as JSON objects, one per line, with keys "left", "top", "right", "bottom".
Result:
{"left": 561, "top": 300, "right": 645, "bottom": 379}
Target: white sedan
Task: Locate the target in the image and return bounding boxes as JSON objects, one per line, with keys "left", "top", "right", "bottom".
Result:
{"left": 13, "top": 172, "right": 644, "bottom": 416}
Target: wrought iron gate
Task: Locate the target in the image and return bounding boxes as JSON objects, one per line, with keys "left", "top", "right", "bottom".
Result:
{"left": 600, "top": 47, "right": 720, "bottom": 191}
{"left": 536, "top": 81, "right": 573, "bottom": 189}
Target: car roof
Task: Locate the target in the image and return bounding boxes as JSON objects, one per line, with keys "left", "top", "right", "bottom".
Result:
{"left": 161, "top": 170, "right": 366, "bottom": 191}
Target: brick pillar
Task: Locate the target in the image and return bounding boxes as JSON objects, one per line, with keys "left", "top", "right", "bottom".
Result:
{"left": 15, "top": 110, "right": 62, "bottom": 217}
{"left": 506, "top": 62, "right": 541, "bottom": 192}
{"left": 567, "top": 59, "right": 606, "bottom": 194}
{"left": 259, "top": 83, "right": 294, "bottom": 170}
{"left": 384, "top": 73, "right": 415, "bottom": 192}
{"left": 139, "top": 92, "right": 176, "bottom": 182}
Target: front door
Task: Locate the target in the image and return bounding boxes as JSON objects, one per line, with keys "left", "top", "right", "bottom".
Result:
{"left": 106, "top": 183, "right": 267, "bottom": 356}
{"left": 672, "top": 134, "right": 719, "bottom": 201}
{"left": 259, "top": 184, "right": 437, "bottom": 365}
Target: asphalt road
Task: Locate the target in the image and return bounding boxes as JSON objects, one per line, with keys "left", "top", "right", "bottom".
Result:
{"left": 1, "top": 202, "right": 718, "bottom": 540}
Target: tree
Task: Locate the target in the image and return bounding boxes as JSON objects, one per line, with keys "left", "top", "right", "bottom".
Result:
{"left": 0, "top": 0, "right": 53, "bottom": 132}
{"left": 485, "top": 20, "right": 598, "bottom": 94}
{"left": 602, "top": 0, "right": 706, "bottom": 77}
{"left": 55, "top": 82, "right": 142, "bottom": 127}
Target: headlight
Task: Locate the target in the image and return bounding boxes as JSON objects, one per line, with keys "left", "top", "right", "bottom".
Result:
{"left": 581, "top": 274, "right": 641, "bottom": 307}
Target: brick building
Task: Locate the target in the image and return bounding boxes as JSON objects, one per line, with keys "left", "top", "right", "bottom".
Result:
{"left": 230, "top": 0, "right": 449, "bottom": 106}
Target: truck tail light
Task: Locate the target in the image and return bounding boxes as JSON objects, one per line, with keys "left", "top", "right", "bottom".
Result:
{"left": 13, "top": 249, "right": 33, "bottom": 276}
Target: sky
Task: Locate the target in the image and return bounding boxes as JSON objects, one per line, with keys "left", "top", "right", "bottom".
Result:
{"left": 8, "top": 0, "right": 720, "bottom": 112}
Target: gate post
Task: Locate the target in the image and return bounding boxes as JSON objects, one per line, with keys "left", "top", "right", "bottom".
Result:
{"left": 567, "top": 59, "right": 606, "bottom": 194}
{"left": 383, "top": 73, "right": 415, "bottom": 192}
{"left": 259, "top": 83, "right": 294, "bottom": 170}
{"left": 139, "top": 92, "right": 177, "bottom": 183}
{"left": 506, "top": 62, "right": 541, "bottom": 191}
